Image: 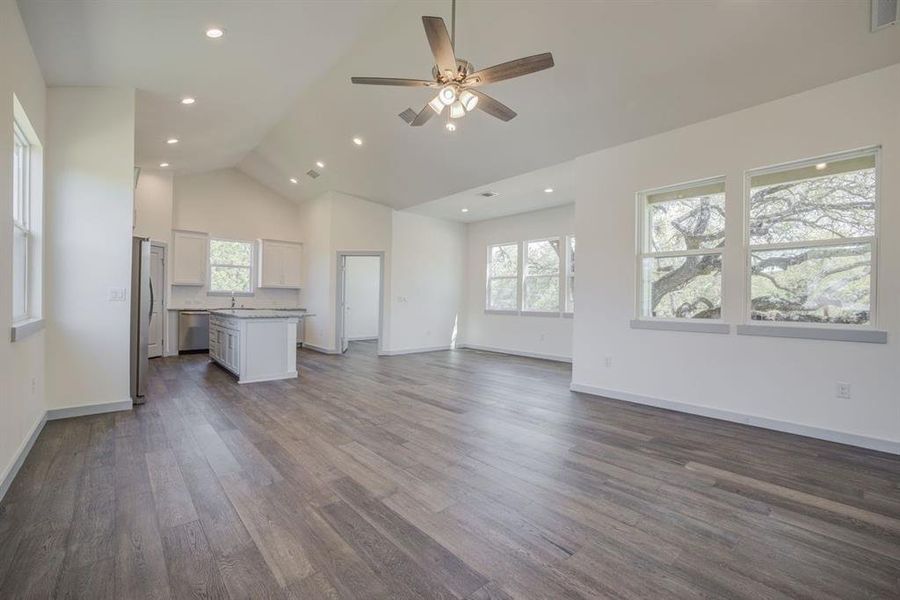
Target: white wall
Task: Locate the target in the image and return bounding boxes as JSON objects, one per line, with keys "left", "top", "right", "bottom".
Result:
{"left": 133, "top": 168, "right": 173, "bottom": 244}
{"left": 573, "top": 64, "right": 900, "bottom": 449}
{"left": 298, "top": 192, "right": 333, "bottom": 350}
{"left": 388, "top": 211, "right": 465, "bottom": 354}
{"left": 344, "top": 256, "right": 380, "bottom": 340}
{"left": 299, "top": 191, "right": 392, "bottom": 352}
{"left": 462, "top": 204, "right": 575, "bottom": 361}
{"left": 45, "top": 86, "right": 135, "bottom": 411}
{"left": 0, "top": 0, "right": 47, "bottom": 495}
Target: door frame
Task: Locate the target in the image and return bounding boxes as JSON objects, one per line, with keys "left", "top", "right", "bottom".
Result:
{"left": 335, "top": 251, "right": 384, "bottom": 355}
{"left": 150, "top": 240, "right": 167, "bottom": 358}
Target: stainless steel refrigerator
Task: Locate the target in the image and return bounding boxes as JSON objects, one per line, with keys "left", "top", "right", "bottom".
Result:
{"left": 130, "top": 237, "right": 152, "bottom": 403}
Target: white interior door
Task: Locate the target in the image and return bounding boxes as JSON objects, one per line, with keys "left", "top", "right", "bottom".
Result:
{"left": 340, "top": 256, "right": 349, "bottom": 353}
{"left": 149, "top": 245, "right": 165, "bottom": 358}
{"left": 345, "top": 256, "right": 380, "bottom": 341}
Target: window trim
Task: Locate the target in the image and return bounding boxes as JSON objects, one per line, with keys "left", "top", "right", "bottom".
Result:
{"left": 742, "top": 146, "right": 880, "bottom": 330}
{"left": 12, "top": 122, "right": 30, "bottom": 323}
{"left": 635, "top": 176, "right": 727, "bottom": 324}
{"left": 11, "top": 95, "right": 43, "bottom": 337}
{"left": 522, "top": 236, "right": 562, "bottom": 314}
{"left": 564, "top": 234, "right": 575, "bottom": 315}
{"left": 485, "top": 241, "right": 521, "bottom": 313}
{"left": 207, "top": 237, "right": 256, "bottom": 296}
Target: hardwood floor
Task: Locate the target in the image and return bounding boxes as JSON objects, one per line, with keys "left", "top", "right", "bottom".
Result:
{"left": 1, "top": 341, "right": 899, "bottom": 599}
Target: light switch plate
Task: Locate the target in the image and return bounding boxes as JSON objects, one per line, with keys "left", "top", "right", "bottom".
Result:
{"left": 108, "top": 287, "right": 127, "bottom": 302}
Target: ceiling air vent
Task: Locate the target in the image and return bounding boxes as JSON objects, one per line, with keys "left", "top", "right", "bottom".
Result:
{"left": 306, "top": 169, "right": 320, "bottom": 179}
{"left": 872, "top": 0, "right": 898, "bottom": 31}
{"left": 479, "top": 191, "right": 499, "bottom": 198}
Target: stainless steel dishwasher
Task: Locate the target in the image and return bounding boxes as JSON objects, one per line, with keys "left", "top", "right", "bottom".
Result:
{"left": 178, "top": 311, "right": 210, "bottom": 352}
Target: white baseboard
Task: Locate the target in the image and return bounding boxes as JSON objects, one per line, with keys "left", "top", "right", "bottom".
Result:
{"left": 459, "top": 343, "right": 573, "bottom": 364}
{"left": 348, "top": 336, "right": 378, "bottom": 342}
{"left": 378, "top": 345, "right": 452, "bottom": 356}
{"left": 46, "top": 398, "right": 133, "bottom": 421}
{"left": 570, "top": 382, "right": 900, "bottom": 456}
{"left": 0, "top": 412, "right": 47, "bottom": 503}
{"left": 304, "top": 343, "right": 340, "bottom": 355}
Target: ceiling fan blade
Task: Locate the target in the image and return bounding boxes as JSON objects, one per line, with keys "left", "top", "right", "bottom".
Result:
{"left": 351, "top": 77, "right": 435, "bottom": 87}
{"left": 470, "top": 90, "right": 517, "bottom": 121}
{"left": 410, "top": 104, "right": 436, "bottom": 127}
{"left": 422, "top": 16, "right": 457, "bottom": 75}
{"left": 466, "top": 52, "right": 554, "bottom": 86}
{"left": 398, "top": 108, "right": 418, "bottom": 124}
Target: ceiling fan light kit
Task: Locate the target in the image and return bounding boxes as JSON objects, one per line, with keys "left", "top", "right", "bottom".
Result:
{"left": 351, "top": 0, "right": 554, "bottom": 129}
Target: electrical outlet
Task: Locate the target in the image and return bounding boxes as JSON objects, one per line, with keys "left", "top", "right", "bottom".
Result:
{"left": 836, "top": 382, "right": 851, "bottom": 399}
{"left": 604, "top": 356, "right": 612, "bottom": 368}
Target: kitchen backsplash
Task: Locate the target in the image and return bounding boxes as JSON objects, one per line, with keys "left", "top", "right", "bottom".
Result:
{"left": 169, "top": 284, "right": 301, "bottom": 310}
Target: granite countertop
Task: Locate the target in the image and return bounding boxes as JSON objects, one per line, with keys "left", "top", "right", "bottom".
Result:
{"left": 209, "top": 309, "right": 314, "bottom": 319}
{"left": 172, "top": 307, "right": 308, "bottom": 312}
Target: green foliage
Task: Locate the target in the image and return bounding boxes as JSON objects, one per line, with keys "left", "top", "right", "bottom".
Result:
{"left": 209, "top": 240, "right": 252, "bottom": 293}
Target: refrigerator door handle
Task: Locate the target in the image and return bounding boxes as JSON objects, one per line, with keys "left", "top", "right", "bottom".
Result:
{"left": 148, "top": 276, "right": 154, "bottom": 325}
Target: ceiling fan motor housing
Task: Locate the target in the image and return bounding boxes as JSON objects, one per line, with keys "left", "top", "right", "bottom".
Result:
{"left": 433, "top": 59, "right": 474, "bottom": 84}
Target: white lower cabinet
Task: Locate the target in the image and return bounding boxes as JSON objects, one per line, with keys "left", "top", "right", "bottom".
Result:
{"left": 208, "top": 313, "right": 298, "bottom": 383}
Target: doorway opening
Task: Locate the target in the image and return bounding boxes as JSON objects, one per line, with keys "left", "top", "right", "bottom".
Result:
{"left": 149, "top": 241, "right": 166, "bottom": 359}
{"left": 335, "top": 252, "right": 384, "bottom": 355}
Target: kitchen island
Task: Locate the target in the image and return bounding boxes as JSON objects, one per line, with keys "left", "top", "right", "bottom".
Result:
{"left": 208, "top": 309, "right": 313, "bottom": 384}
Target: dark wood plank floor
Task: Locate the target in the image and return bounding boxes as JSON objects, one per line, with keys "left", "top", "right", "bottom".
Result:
{"left": 1, "top": 341, "right": 899, "bottom": 599}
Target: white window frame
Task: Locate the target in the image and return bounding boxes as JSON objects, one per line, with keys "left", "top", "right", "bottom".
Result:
{"left": 743, "top": 146, "right": 880, "bottom": 330}
{"left": 10, "top": 95, "right": 44, "bottom": 342}
{"left": 564, "top": 234, "right": 575, "bottom": 315}
{"left": 485, "top": 242, "right": 521, "bottom": 314}
{"left": 520, "top": 237, "right": 562, "bottom": 315}
{"left": 208, "top": 237, "right": 256, "bottom": 296}
{"left": 12, "top": 121, "right": 30, "bottom": 323}
{"left": 636, "top": 176, "right": 727, "bottom": 323}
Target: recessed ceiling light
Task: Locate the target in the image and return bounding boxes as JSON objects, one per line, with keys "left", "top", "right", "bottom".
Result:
{"left": 159, "top": 162, "right": 169, "bottom": 168}
{"left": 167, "top": 138, "right": 179, "bottom": 144}
{"left": 544, "top": 187, "right": 554, "bottom": 193}
{"left": 815, "top": 162, "right": 827, "bottom": 170}
{"left": 352, "top": 137, "right": 363, "bottom": 146}
{"left": 289, "top": 177, "right": 299, "bottom": 184}
{"left": 461, "top": 208, "right": 469, "bottom": 213}
{"left": 205, "top": 28, "right": 225, "bottom": 39}
{"left": 181, "top": 97, "right": 195, "bottom": 105}
{"left": 316, "top": 161, "right": 325, "bottom": 169}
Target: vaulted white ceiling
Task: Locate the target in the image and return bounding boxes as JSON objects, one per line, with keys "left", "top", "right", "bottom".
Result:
{"left": 19, "top": 0, "right": 900, "bottom": 214}
{"left": 18, "top": 0, "right": 392, "bottom": 174}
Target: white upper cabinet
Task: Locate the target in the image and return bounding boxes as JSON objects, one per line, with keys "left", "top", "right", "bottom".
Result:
{"left": 258, "top": 239, "right": 303, "bottom": 289}
{"left": 172, "top": 229, "right": 208, "bottom": 285}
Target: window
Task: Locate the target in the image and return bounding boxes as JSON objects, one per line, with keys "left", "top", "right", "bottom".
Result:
{"left": 209, "top": 239, "right": 254, "bottom": 294}
{"left": 638, "top": 178, "right": 725, "bottom": 319}
{"left": 523, "top": 238, "right": 561, "bottom": 312}
{"left": 486, "top": 243, "right": 519, "bottom": 311}
{"left": 12, "top": 121, "right": 29, "bottom": 321}
{"left": 747, "top": 149, "right": 877, "bottom": 325}
{"left": 565, "top": 235, "right": 575, "bottom": 313}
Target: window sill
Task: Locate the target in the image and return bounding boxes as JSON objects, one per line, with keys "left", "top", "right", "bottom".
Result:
{"left": 520, "top": 311, "right": 562, "bottom": 318}
{"left": 563, "top": 312, "right": 574, "bottom": 319}
{"left": 630, "top": 319, "right": 730, "bottom": 334}
{"left": 11, "top": 317, "right": 45, "bottom": 342}
{"left": 484, "top": 309, "right": 519, "bottom": 316}
{"left": 736, "top": 323, "right": 887, "bottom": 344}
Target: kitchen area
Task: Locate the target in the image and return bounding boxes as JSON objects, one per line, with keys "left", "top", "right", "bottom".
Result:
{"left": 131, "top": 167, "right": 317, "bottom": 401}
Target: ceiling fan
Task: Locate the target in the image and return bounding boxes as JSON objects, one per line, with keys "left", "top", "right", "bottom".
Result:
{"left": 350, "top": 0, "right": 554, "bottom": 129}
